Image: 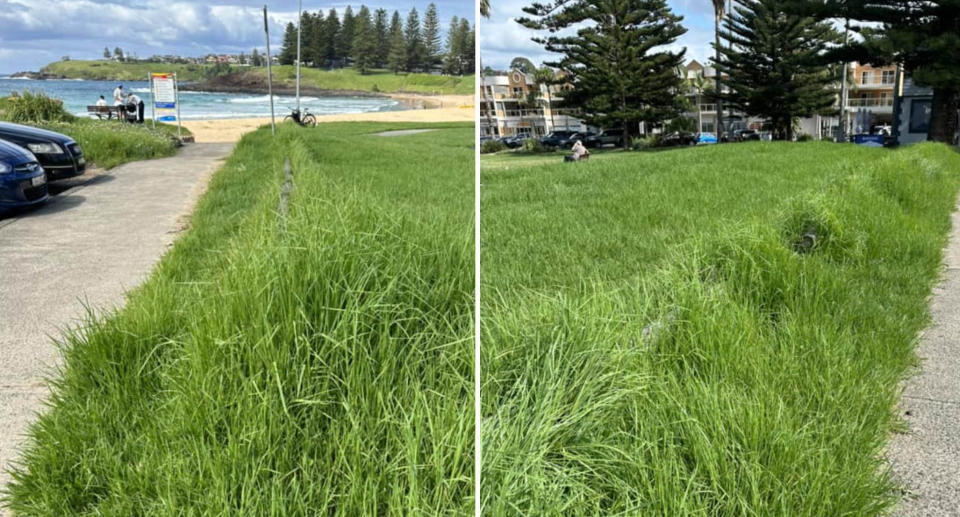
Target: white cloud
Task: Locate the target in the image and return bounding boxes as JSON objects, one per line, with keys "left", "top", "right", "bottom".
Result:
{"left": 479, "top": 0, "right": 719, "bottom": 69}
{"left": 0, "top": 0, "right": 473, "bottom": 73}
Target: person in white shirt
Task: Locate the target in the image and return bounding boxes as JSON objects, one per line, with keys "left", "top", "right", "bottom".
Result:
{"left": 112, "top": 85, "right": 125, "bottom": 120}
{"left": 127, "top": 93, "right": 145, "bottom": 124}
{"left": 565, "top": 140, "right": 589, "bottom": 162}
{"left": 95, "top": 95, "right": 107, "bottom": 107}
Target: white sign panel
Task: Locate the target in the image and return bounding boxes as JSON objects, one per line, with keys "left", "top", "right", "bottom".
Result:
{"left": 152, "top": 73, "right": 177, "bottom": 121}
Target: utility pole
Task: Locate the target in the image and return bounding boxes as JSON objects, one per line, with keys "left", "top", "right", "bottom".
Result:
{"left": 296, "top": 0, "right": 302, "bottom": 112}
{"left": 839, "top": 18, "right": 850, "bottom": 142}
{"left": 264, "top": 5, "right": 276, "bottom": 135}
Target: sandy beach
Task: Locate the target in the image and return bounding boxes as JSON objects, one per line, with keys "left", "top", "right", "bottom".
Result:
{"left": 181, "top": 94, "right": 474, "bottom": 143}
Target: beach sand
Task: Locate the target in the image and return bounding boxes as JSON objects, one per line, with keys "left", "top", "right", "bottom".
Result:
{"left": 181, "top": 94, "right": 474, "bottom": 143}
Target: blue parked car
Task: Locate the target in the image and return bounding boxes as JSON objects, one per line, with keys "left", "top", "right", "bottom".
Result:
{"left": 696, "top": 132, "right": 718, "bottom": 145}
{"left": 0, "top": 139, "right": 48, "bottom": 211}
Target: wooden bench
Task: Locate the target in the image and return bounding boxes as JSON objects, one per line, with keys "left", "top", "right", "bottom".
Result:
{"left": 87, "top": 105, "right": 119, "bottom": 120}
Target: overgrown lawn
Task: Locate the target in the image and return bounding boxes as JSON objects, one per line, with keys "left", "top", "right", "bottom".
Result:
{"left": 480, "top": 141, "right": 960, "bottom": 515}
{"left": 5, "top": 122, "right": 474, "bottom": 515}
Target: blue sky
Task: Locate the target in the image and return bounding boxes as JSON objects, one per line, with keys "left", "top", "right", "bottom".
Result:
{"left": 0, "top": 0, "right": 474, "bottom": 74}
{"left": 479, "top": 0, "right": 718, "bottom": 71}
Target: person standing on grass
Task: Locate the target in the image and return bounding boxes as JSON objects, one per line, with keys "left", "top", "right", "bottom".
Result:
{"left": 112, "top": 84, "right": 124, "bottom": 120}
{"left": 127, "top": 93, "right": 145, "bottom": 124}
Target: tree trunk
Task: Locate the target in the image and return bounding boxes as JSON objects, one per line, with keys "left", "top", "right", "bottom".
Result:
{"left": 928, "top": 87, "right": 959, "bottom": 144}
{"left": 622, "top": 91, "right": 630, "bottom": 150}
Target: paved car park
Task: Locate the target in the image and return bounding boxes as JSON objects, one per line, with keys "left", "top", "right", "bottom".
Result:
{"left": 0, "top": 142, "right": 233, "bottom": 493}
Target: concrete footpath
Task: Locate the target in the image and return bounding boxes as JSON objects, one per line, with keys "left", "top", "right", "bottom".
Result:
{"left": 890, "top": 204, "right": 960, "bottom": 516}
{"left": 0, "top": 143, "right": 233, "bottom": 494}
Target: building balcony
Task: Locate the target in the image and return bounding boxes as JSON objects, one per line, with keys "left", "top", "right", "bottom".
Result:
{"left": 847, "top": 97, "right": 893, "bottom": 108}
{"left": 854, "top": 78, "right": 895, "bottom": 90}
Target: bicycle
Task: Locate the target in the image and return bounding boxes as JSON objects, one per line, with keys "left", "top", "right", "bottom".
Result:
{"left": 284, "top": 108, "right": 317, "bottom": 127}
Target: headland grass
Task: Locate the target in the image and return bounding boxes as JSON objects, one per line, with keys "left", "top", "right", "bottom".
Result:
{"left": 37, "top": 60, "right": 474, "bottom": 96}
{"left": 480, "top": 141, "right": 960, "bottom": 515}
{"left": 4, "top": 121, "right": 474, "bottom": 515}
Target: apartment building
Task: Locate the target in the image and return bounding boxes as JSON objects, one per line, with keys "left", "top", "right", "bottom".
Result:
{"left": 480, "top": 70, "right": 585, "bottom": 139}
{"left": 683, "top": 60, "right": 730, "bottom": 134}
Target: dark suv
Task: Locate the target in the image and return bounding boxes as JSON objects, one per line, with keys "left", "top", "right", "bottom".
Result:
{"left": 0, "top": 122, "right": 85, "bottom": 180}
{"left": 539, "top": 130, "right": 578, "bottom": 149}
{"left": 585, "top": 128, "right": 625, "bottom": 148}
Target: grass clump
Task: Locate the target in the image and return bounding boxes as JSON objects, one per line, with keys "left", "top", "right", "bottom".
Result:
{"left": 5, "top": 122, "right": 474, "bottom": 515}
{"left": 480, "top": 141, "right": 960, "bottom": 515}
{"left": 3, "top": 91, "right": 75, "bottom": 124}
{"left": 481, "top": 139, "right": 506, "bottom": 154}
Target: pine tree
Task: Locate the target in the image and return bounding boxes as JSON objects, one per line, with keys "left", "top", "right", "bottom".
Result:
{"left": 306, "top": 11, "right": 326, "bottom": 68}
{"left": 404, "top": 8, "right": 424, "bottom": 72}
{"left": 510, "top": 57, "right": 536, "bottom": 74}
{"left": 239, "top": 51, "right": 246, "bottom": 65}
{"left": 338, "top": 6, "right": 356, "bottom": 67}
{"left": 352, "top": 6, "right": 378, "bottom": 74}
{"left": 113, "top": 47, "right": 124, "bottom": 61}
{"left": 458, "top": 19, "right": 475, "bottom": 76}
{"left": 794, "top": 0, "right": 960, "bottom": 143}
{"left": 279, "top": 22, "right": 298, "bottom": 66}
{"left": 716, "top": 0, "right": 838, "bottom": 140}
{"left": 103, "top": 47, "right": 110, "bottom": 59}
{"left": 374, "top": 9, "right": 390, "bottom": 68}
{"left": 422, "top": 3, "right": 442, "bottom": 71}
{"left": 387, "top": 11, "right": 408, "bottom": 74}
{"left": 325, "top": 9, "right": 341, "bottom": 68}
{"left": 251, "top": 48, "right": 262, "bottom": 67}
{"left": 443, "top": 16, "right": 462, "bottom": 75}
{"left": 518, "top": 0, "right": 688, "bottom": 148}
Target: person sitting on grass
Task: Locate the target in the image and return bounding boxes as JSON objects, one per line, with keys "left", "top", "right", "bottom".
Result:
{"left": 565, "top": 140, "right": 590, "bottom": 162}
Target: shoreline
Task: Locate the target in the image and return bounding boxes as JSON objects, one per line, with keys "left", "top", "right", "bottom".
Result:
{"left": 180, "top": 97, "right": 473, "bottom": 143}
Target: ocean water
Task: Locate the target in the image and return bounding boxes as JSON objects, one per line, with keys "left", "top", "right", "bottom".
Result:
{"left": 0, "top": 78, "right": 404, "bottom": 120}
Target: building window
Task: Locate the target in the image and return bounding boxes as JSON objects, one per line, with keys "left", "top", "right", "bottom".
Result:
{"left": 701, "top": 122, "right": 715, "bottom": 133}
{"left": 861, "top": 71, "right": 872, "bottom": 85}
{"left": 909, "top": 99, "right": 932, "bottom": 133}
{"left": 882, "top": 70, "right": 894, "bottom": 84}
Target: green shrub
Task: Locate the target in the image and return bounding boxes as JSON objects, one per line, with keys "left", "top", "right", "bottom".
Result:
{"left": 4, "top": 91, "right": 75, "bottom": 124}
{"left": 521, "top": 137, "right": 549, "bottom": 153}
{"left": 797, "top": 134, "right": 814, "bottom": 142}
{"left": 631, "top": 134, "right": 660, "bottom": 151}
{"left": 481, "top": 139, "right": 506, "bottom": 154}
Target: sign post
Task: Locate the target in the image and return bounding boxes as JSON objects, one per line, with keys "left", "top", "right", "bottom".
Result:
{"left": 264, "top": 5, "right": 276, "bottom": 136}
{"left": 148, "top": 73, "right": 155, "bottom": 129}
{"left": 174, "top": 72, "right": 182, "bottom": 140}
{"left": 151, "top": 72, "right": 181, "bottom": 139}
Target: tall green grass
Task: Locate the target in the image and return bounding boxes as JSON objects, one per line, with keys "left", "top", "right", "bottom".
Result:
{"left": 480, "top": 142, "right": 960, "bottom": 515}
{"left": 5, "top": 122, "right": 474, "bottom": 515}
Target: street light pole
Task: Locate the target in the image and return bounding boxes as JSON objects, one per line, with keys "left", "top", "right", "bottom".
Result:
{"left": 264, "top": 5, "right": 276, "bottom": 136}
{"left": 296, "top": 0, "right": 302, "bottom": 112}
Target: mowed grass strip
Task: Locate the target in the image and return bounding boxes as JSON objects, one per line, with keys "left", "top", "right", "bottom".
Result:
{"left": 5, "top": 122, "right": 474, "bottom": 515}
{"left": 480, "top": 142, "right": 960, "bottom": 516}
